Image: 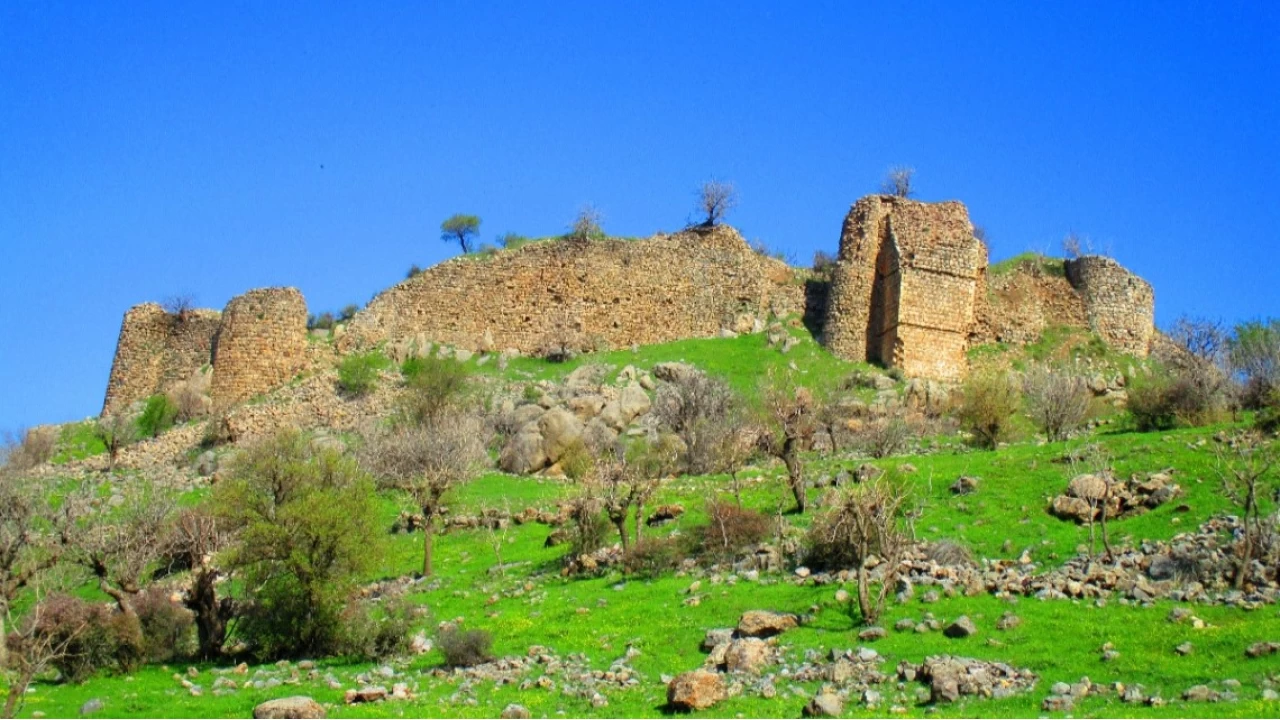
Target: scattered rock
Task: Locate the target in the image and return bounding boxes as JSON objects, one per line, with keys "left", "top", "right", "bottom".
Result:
{"left": 253, "top": 697, "right": 326, "bottom": 719}
{"left": 802, "top": 691, "right": 844, "bottom": 717}
{"left": 944, "top": 616, "right": 977, "bottom": 638}
{"left": 343, "top": 686, "right": 388, "bottom": 704}
{"left": 996, "top": 612, "right": 1022, "bottom": 631}
{"left": 701, "top": 628, "right": 734, "bottom": 652}
{"left": 1175, "top": 642, "right": 1193, "bottom": 656}
{"left": 1246, "top": 641, "right": 1279, "bottom": 658}
{"left": 499, "top": 704, "right": 531, "bottom": 720}
{"left": 950, "top": 476, "right": 979, "bottom": 495}
{"left": 737, "top": 610, "right": 799, "bottom": 638}
{"left": 858, "top": 626, "right": 887, "bottom": 642}
{"left": 724, "top": 638, "right": 772, "bottom": 674}
{"left": 79, "top": 699, "right": 104, "bottom": 716}
{"left": 1182, "top": 684, "right": 1218, "bottom": 702}
{"left": 667, "top": 670, "right": 725, "bottom": 711}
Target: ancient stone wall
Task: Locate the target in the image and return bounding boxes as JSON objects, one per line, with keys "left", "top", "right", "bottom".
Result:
{"left": 822, "top": 195, "right": 987, "bottom": 380}
{"left": 341, "top": 226, "right": 806, "bottom": 355}
{"left": 1065, "top": 255, "right": 1155, "bottom": 357}
{"left": 102, "top": 304, "right": 221, "bottom": 416}
{"left": 209, "top": 288, "right": 310, "bottom": 410}
{"left": 974, "top": 266, "right": 1089, "bottom": 347}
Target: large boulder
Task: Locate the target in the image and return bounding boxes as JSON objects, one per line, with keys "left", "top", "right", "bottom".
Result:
{"left": 667, "top": 670, "right": 725, "bottom": 711}
{"left": 499, "top": 426, "right": 548, "bottom": 474}
{"left": 1067, "top": 473, "right": 1109, "bottom": 501}
{"left": 724, "top": 637, "right": 772, "bottom": 674}
{"left": 253, "top": 697, "right": 326, "bottom": 719}
{"left": 653, "top": 362, "right": 699, "bottom": 383}
{"left": 618, "top": 383, "right": 651, "bottom": 422}
{"left": 803, "top": 691, "right": 844, "bottom": 717}
{"left": 538, "top": 408, "right": 585, "bottom": 463}
{"left": 737, "top": 610, "right": 799, "bottom": 638}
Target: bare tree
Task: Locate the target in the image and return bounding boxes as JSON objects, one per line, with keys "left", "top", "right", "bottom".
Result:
{"left": 481, "top": 499, "right": 513, "bottom": 575}
{"left": 696, "top": 180, "right": 738, "bottom": 227}
{"left": 567, "top": 205, "right": 604, "bottom": 242}
{"left": 163, "top": 505, "right": 235, "bottom": 659}
{"left": 758, "top": 369, "right": 820, "bottom": 513}
{"left": 585, "top": 439, "right": 676, "bottom": 552}
{"left": 361, "top": 412, "right": 488, "bottom": 576}
{"left": 653, "top": 370, "right": 740, "bottom": 475}
{"left": 880, "top": 166, "right": 915, "bottom": 198}
{"left": 70, "top": 481, "right": 174, "bottom": 619}
{"left": 3, "top": 582, "right": 92, "bottom": 719}
{"left": 0, "top": 473, "right": 78, "bottom": 668}
{"left": 1023, "top": 366, "right": 1092, "bottom": 442}
{"left": 855, "top": 414, "right": 916, "bottom": 459}
{"left": 1066, "top": 445, "right": 1115, "bottom": 559}
{"left": 161, "top": 294, "right": 196, "bottom": 321}
{"left": 1215, "top": 432, "right": 1278, "bottom": 589}
{"left": 1062, "top": 231, "right": 1094, "bottom": 259}
{"left": 807, "top": 476, "right": 910, "bottom": 624}
{"left": 1169, "top": 316, "right": 1228, "bottom": 365}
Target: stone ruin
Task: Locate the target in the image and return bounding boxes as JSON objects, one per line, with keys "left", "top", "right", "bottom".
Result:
{"left": 102, "top": 287, "right": 308, "bottom": 415}
{"left": 101, "top": 195, "right": 1157, "bottom": 416}
{"left": 821, "top": 194, "right": 1155, "bottom": 379}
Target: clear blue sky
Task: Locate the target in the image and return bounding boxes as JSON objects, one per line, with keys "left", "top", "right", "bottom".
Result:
{"left": 2, "top": 1, "right": 1277, "bottom": 432}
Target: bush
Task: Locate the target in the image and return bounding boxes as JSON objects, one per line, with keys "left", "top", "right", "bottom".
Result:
{"left": 308, "top": 312, "right": 336, "bottom": 331}
{"left": 1229, "top": 319, "right": 1279, "bottom": 408}
{"left": 653, "top": 371, "right": 738, "bottom": 474}
{"left": 1022, "top": 367, "right": 1091, "bottom": 441}
{"left": 339, "top": 304, "right": 359, "bottom": 322}
{"left": 956, "top": 372, "right": 1021, "bottom": 449}
{"left": 696, "top": 501, "right": 772, "bottom": 561}
{"left": 134, "top": 586, "right": 195, "bottom": 663}
{"left": 397, "top": 355, "right": 470, "bottom": 426}
{"left": 1128, "top": 364, "right": 1229, "bottom": 431}
{"left": 339, "top": 597, "right": 418, "bottom": 661}
{"left": 437, "top": 626, "right": 493, "bottom": 667}
{"left": 137, "top": 394, "right": 178, "bottom": 438}
{"left": 1256, "top": 390, "right": 1280, "bottom": 434}
{"left": 338, "top": 351, "right": 389, "bottom": 396}
{"left": 2, "top": 426, "right": 57, "bottom": 471}
{"left": 200, "top": 412, "right": 235, "bottom": 448}
{"left": 215, "top": 429, "right": 382, "bottom": 659}
{"left": 855, "top": 416, "right": 915, "bottom": 459}
{"left": 623, "top": 536, "right": 683, "bottom": 578}
{"left": 406, "top": 264, "right": 423, "bottom": 279}
{"left": 25, "top": 595, "right": 145, "bottom": 682}
{"left": 497, "top": 233, "right": 531, "bottom": 250}
{"left": 566, "top": 496, "right": 610, "bottom": 559}
{"left": 812, "top": 250, "right": 838, "bottom": 276}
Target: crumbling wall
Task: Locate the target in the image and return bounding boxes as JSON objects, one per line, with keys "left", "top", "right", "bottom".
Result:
{"left": 341, "top": 226, "right": 805, "bottom": 354}
{"left": 1065, "top": 255, "right": 1155, "bottom": 357}
{"left": 209, "top": 287, "right": 309, "bottom": 410}
{"left": 823, "top": 195, "right": 987, "bottom": 380}
{"left": 975, "top": 266, "right": 1090, "bottom": 346}
{"left": 102, "top": 304, "right": 221, "bottom": 416}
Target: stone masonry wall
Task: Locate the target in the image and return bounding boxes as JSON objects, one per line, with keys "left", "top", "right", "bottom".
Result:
{"left": 209, "top": 287, "right": 309, "bottom": 410}
{"left": 1065, "top": 255, "right": 1155, "bottom": 357}
{"left": 974, "top": 266, "right": 1089, "bottom": 347}
{"left": 823, "top": 195, "right": 987, "bottom": 380}
{"left": 102, "top": 304, "right": 221, "bottom": 416}
{"left": 341, "top": 226, "right": 806, "bottom": 354}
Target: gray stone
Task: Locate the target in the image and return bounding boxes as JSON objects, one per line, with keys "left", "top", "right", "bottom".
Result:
{"left": 944, "top": 615, "right": 977, "bottom": 638}
{"left": 803, "top": 691, "right": 843, "bottom": 717}
{"left": 499, "top": 704, "right": 531, "bottom": 720}
{"left": 79, "top": 699, "right": 104, "bottom": 716}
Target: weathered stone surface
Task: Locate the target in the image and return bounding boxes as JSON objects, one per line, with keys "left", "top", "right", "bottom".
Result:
{"left": 253, "top": 697, "right": 326, "bottom": 719}
{"left": 803, "top": 691, "right": 844, "bottom": 717}
{"left": 499, "top": 704, "right": 531, "bottom": 720}
{"left": 944, "top": 616, "right": 977, "bottom": 638}
{"left": 667, "top": 670, "right": 725, "bottom": 711}
{"left": 1065, "top": 255, "right": 1154, "bottom": 357}
{"left": 737, "top": 610, "right": 799, "bottom": 638}
{"left": 724, "top": 637, "right": 772, "bottom": 674}
{"left": 823, "top": 195, "right": 987, "bottom": 380}
{"left": 102, "top": 303, "right": 221, "bottom": 416}
{"left": 210, "top": 288, "right": 309, "bottom": 411}
{"left": 499, "top": 427, "right": 548, "bottom": 474}
{"left": 538, "top": 408, "right": 584, "bottom": 464}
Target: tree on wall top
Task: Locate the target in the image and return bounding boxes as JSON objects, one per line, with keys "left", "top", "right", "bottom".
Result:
{"left": 441, "top": 214, "right": 481, "bottom": 254}
{"left": 880, "top": 166, "right": 915, "bottom": 198}
{"left": 696, "top": 180, "right": 738, "bottom": 227}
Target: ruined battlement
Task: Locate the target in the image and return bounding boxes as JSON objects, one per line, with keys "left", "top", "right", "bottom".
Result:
{"left": 340, "top": 225, "right": 806, "bottom": 355}
{"left": 102, "top": 304, "right": 222, "bottom": 416}
{"left": 1065, "top": 254, "right": 1155, "bottom": 357}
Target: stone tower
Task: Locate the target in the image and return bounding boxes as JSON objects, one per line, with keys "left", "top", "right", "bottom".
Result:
{"left": 822, "top": 195, "right": 988, "bottom": 380}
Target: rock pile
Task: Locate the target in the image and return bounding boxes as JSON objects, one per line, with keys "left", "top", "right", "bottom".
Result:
{"left": 1049, "top": 469, "right": 1181, "bottom": 523}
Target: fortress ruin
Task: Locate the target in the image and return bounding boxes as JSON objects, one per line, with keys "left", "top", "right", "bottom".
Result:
{"left": 102, "top": 195, "right": 1156, "bottom": 415}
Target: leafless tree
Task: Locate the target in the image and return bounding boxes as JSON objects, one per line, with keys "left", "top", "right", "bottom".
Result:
{"left": 1215, "top": 432, "right": 1278, "bottom": 589}
{"left": 1023, "top": 366, "right": 1092, "bottom": 442}
{"left": 567, "top": 205, "right": 604, "bottom": 241}
{"left": 1062, "top": 231, "right": 1094, "bottom": 259}
{"left": 360, "top": 412, "right": 488, "bottom": 576}
{"left": 808, "top": 476, "right": 910, "bottom": 624}
{"left": 163, "top": 505, "right": 235, "bottom": 659}
{"left": 696, "top": 180, "right": 738, "bottom": 227}
{"left": 758, "top": 369, "right": 820, "bottom": 513}
{"left": 0, "top": 473, "right": 79, "bottom": 669}
{"left": 855, "top": 414, "right": 916, "bottom": 459}
{"left": 3, "top": 581, "right": 92, "bottom": 719}
{"left": 162, "top": 294, "right": 196, "bottom": 321}
{"left": 1066, "top": 445, "right": 1116, "bottom": 559}
{"left": 653, "top": 370, "right": 741, "bottom": 474}
{"left": 70, "top": 480, "right": 174, "bottom": 619}
{"left": 880, "top": 166, "right": 915, "bottom": 198}
{"left": 585, "top": 439, "right": 676, "bottom": 552}
{"left": 481, "top": 499, "right": 513, "bottom": 575}
{"left": 1169, "top": 316, "right": 1228, "bottom": 365}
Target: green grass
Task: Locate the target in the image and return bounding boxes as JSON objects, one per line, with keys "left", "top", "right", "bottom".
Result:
{"left": 10, "top": 327, "right": 1280, "bottom": 719}
{"left": 51, "top": 420, "right": 106, "bottom": 464}
{"left": 990, "top": 252, "right": 1066, "bottom": 278}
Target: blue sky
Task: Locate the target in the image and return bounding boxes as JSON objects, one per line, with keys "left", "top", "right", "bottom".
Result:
{"left": 1, "top": 1, "right": 1277, "bottom": 431}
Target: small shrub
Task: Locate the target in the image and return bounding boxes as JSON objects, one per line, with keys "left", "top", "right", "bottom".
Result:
{"left": 1023, "top": 367, "right": 1091, "bottom": 441}
{"left": 28, "top": 594, "right": 116, "bottom": 683}
{"left": 653, "top": 371, "right": 738, "bottom": 474}
{"left": 1127, "top": 372, "right": 1177, "bottom": 431}
{"left": 340, "top": 597, "right": 418, "bottom": 661}
{"left": 200, "top": 412, "right": 235, "bottom": 448}
{"left": 855, "top": 416, "right": 915, "bottom": 459}
{"left": 339, "top": 304, "right": 359, "bottom": 322}
{"left": 437, "top": 626, "right": 493, "bottom": 667}
{"left": 956, "top": 372, "right": 1021, "bottom": 450}
{"left": 923, "top": 540, "right": 974, "bottom": 567}
{"left": 308, "top": 312, "right": 336, "bottom": 331}
{"left": 338, "top": 351, "right": 389, "bottom": 396}
{"left": 137, "top": 394, "right": 178, "bottom": 438}
{"left": 1256, "top": 390, "right": 1280, "bottom": 434}
{"left": 623, "top": 536, "right": 683, "bottom": 578}
{"left": 1128, "top": 364, "right": 1229, "bottom": 431}
{"left": 566, "top": 496, "right": 610, "bottom": 559}
{"left": 697, "top": 500, "right": 772, "bottom": 560}
{"left": 497, "top": 233, "right": 531, "bottom": 250}
{"left": 3, "top": 426, "right": 57, "bottom": 471}
{"left": 812, "top": 250, "right": 838, "bottom": 276}
{"left": 558, "top": 438, "right": 594, "bottom": 481}
{"left": 397, "top": 356, "right": 470, "bottom": 426}
{"left": 406, "top": 264, "right": 423, "bottom": 279}
{"left": 108, "top": 609, "right": 146, "bottom": 673}
{"left": 135, "top": 586, "right": 195, "bottom": 663}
